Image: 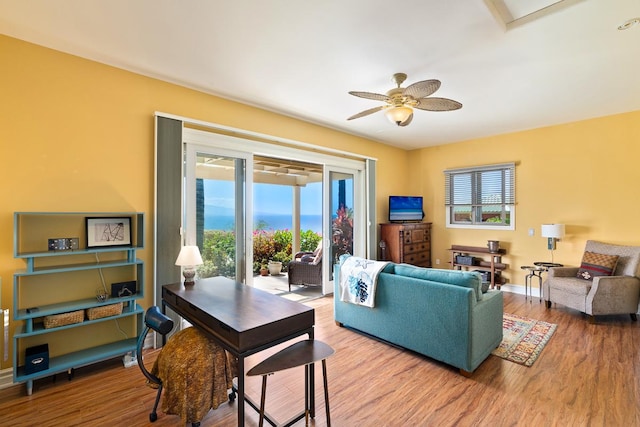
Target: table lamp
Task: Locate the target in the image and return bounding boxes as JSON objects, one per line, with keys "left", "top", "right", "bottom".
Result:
{"left": 175, "top": 245, "right": 203, "bottom": 286}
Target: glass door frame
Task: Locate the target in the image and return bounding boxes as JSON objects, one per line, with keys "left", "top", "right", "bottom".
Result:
{"left": 323, "top": 165, "right": 366, "bottom": 295}
{"left": 184, "top": 142, "right": 254, "bottom": 285}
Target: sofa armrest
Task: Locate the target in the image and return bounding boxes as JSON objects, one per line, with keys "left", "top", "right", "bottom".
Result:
{"left": 586, "top": 275, "right": 640, "bottom": 315}
{"left": 469, "top": 290, "right": 503, "bottom": 370}
{"left": 548, "top": 266, "right": 579, "bottom": 278}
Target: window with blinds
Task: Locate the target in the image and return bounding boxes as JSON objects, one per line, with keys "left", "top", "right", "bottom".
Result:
{"left": 444, "top": 162, "right": 515, "bottom": 229}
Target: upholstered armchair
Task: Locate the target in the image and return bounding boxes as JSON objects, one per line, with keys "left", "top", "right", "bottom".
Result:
{"left": 543, "top": 240, "right": 640, "bottom": 321}
{"left": 287, "top": 245, "right": 322, "bottom": 291}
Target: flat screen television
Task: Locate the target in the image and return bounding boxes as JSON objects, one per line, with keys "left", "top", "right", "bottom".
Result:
{"left": 389, "top": 196, "right": 424, "bottom": 222}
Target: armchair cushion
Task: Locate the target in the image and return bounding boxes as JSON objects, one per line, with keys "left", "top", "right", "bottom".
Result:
{"left": 576, "top": 251, "right": 619, "bottom": 280}
{"left": 300, "top": 254, "right": 315, "bottom": 263}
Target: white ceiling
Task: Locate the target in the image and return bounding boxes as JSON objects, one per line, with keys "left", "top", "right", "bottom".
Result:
{"left": 1, "top": 0, "right": 639, "bottom": 150}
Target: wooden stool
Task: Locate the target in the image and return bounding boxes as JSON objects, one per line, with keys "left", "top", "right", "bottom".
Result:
{"left": 247, "top": 339, "right": 335, "bottom": 427}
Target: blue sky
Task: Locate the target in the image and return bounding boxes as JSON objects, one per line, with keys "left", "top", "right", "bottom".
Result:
{"left": 204, "top": 181, "right": 322, "bottom": 215}
{"left": 255, "top": 182, "right": 322, "bottom": 215}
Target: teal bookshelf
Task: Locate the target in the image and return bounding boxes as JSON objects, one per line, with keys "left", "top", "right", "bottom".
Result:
{"left": 12, "top": 212, "right": 145, "bottom": 395}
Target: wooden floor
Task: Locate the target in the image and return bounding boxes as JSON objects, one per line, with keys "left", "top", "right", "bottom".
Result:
{"left": 1, "top": 292, "right": 639, "bottom": 426}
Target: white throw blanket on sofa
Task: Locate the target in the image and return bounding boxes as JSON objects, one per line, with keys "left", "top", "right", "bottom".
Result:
{"left": 339, "top": 256, "right": 389, "bottom": 308}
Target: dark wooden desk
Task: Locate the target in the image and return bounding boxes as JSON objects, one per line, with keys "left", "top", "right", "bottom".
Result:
{"left": 162, "top": 277, "right": 315, "bottom": 426}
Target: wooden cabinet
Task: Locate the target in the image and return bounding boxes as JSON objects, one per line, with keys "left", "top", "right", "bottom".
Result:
{"left": 380, "top": 222, "right": 431, "bottom": 267}
{"left": 449, "top": 245, "right": 507, "bottom": 289}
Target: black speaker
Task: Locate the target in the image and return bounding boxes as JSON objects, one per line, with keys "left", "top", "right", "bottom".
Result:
{"left": 111, "top": 280, "right": 137, "bottom": 298}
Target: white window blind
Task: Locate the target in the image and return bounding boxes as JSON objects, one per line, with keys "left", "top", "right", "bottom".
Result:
{"left": 444, "top": 162, "right": 515, "bottom": 228}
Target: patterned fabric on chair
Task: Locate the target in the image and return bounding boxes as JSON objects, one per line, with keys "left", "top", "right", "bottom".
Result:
{"left": 543, "top": 240, "right": 640, "bottom": 321}
{"left": 150, "top": 327, "right": 237, "bottom": 425}
{"left": 288, "top": 244, "right": 322, "bottom": 291}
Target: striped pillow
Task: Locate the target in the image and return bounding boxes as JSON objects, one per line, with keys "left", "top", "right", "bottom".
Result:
{"left": 576, "top": 251, "right": 619, "bottom": 280}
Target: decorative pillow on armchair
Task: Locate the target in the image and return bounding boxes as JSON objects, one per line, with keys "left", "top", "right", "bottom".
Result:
{"left": 576, "top": 251, "right": 619, "bottom": 280}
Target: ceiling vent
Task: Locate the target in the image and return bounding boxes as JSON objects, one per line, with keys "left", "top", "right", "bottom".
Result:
{"left": 484, "top": 0, "right": 586, "bottom": 30}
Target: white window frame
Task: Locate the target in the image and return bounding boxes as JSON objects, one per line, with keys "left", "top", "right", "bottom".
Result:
{"left": 445, "top": 162, "right": 516, "bottom": 230}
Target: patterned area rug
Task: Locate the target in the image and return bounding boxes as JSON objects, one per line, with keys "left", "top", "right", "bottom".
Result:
{"left": 492, "top": 313, "right": 557, "bottom": 367}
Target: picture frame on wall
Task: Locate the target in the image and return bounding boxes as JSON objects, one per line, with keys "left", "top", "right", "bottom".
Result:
{"left": 86, "top": 217, "right": 132, "bottom": 248}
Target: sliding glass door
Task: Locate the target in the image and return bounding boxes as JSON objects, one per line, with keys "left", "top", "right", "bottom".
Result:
{"left": 323, "top": 166, "right": 364, "bottom": 294}
{"left": 184, "top": 144, "right": 253, "bottom": 284}
{"left": 180, "top": 124, "right": 371, "bottom": 294}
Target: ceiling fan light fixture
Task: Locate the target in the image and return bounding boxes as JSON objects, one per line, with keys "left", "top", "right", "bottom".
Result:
{"left": 385, "top": 106, "right": 413, "bottom": 126}
{"left": 348, "top": 73, "right": 460, "bottom": 125}
{"left": 618, "top": 18, "right": 640, "bottom": 30}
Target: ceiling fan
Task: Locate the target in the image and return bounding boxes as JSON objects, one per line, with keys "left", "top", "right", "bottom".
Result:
{"left": 347, "top": 73, "right": 462, "bottom": 126}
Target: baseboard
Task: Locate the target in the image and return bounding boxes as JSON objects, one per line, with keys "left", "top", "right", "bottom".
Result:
{"left": 0, "top": 367, "right": 14, "bottom": 390}
{"left": 500, "top": 283, "right": 541, "bottom": 298}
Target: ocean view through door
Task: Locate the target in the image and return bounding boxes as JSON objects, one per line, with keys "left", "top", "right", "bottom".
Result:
{"left": 181, "top": 124, "right": 371, "bottom": 294}
{"left": 185, "top": 145, "right": 251, "bottom": 284}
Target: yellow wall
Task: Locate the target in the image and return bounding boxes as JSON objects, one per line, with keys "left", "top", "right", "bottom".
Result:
{"left": 2, "top": 33, "right": 639, "bottom": 371}
{"left": 0, "top": 35, "right": 409, "bottom": 369}
{"left": 412, "top": 110, "right": 640, "bottom": 285}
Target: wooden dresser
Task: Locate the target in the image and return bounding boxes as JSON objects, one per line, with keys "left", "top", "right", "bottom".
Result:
{"left": 379, "top": 222, "right": 432, "bottom": 267}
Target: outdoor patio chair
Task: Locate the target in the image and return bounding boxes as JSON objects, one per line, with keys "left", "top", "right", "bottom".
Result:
{"left": 288, "top": 244, "right": 322, "bottom": 291}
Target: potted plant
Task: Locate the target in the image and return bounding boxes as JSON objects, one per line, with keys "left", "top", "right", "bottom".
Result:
{"left": 268, "top": 260, "right": 282, "bottom": 275}
{"left": 259, "top": 264, "right": 269, "bottom": 276}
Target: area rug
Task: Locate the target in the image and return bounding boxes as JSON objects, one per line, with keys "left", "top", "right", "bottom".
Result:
{"left": 491, "top": 313, "right": 557, "bottom": 367}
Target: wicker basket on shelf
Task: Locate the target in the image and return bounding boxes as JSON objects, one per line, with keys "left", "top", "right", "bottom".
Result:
{"left": 86, "top": 302, "right": 123, "bottom": 321}
{"left": 43, "top": 310, "right": 84, "bottom": 329}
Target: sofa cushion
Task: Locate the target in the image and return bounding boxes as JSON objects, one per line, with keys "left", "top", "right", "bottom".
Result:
{"left": 394, "top": 264, "right": 483, "bottom": 301}
{"left": 576, "top": 251, "right": 619, "bottom": 280}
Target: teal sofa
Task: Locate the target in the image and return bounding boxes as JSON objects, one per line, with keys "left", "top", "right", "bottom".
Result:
{"left": 334, "top": 259, "right": 503, "bottom": 375}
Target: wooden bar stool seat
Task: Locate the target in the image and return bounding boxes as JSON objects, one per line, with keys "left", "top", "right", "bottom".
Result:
{"left": 247, "top": 339, "right": 335, "bottom": 427}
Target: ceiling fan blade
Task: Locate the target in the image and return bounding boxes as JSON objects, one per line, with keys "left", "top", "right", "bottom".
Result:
{"left": 404, "top": 79, "right": 441, "bottom": 99}
{"left": 347, "top": 105, "right": 387, "bottom": 120}
{"left": 415, "top": 97, "right": 462, "bottom": 111}
{"left": 399, "top": 112, "right": 413, "bottom": 127}
{"left": 348, "top": 91, "right": 390, "bottom": 102}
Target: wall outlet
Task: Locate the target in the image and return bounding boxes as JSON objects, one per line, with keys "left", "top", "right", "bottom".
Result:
{"left": 528, "top": 228, "right": 535, "bottom": 236}
{"left": 122, "top": 352, "right": 137, "bottom": 368}
{"left": 435, "top": 259, "right": 440, "bottom": 265}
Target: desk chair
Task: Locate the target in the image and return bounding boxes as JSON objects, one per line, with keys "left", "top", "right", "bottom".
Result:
{"left": 137, "top": 307, "right": 237, "bottom": 426}
{"left": 136, "top": 306, "right": 174, "bottom": 423}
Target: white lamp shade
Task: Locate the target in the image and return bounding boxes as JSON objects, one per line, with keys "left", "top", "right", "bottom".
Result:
{"left": 385, "top": 106, "right": 413, "bottom": 125}
{"left": 175, "top": 245, "right": 203, "bottom": 266}
{"left": 541, "top": 224, "right": 565, "bottom": 239}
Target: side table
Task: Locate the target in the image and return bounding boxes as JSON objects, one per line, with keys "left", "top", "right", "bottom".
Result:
{"left": 521, "top": 262, "right": 563, "bottom": 302}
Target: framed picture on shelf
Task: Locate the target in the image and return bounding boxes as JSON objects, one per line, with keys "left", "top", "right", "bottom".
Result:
{"left": 86, "top": 217, "right": 132, "bottom": 248}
